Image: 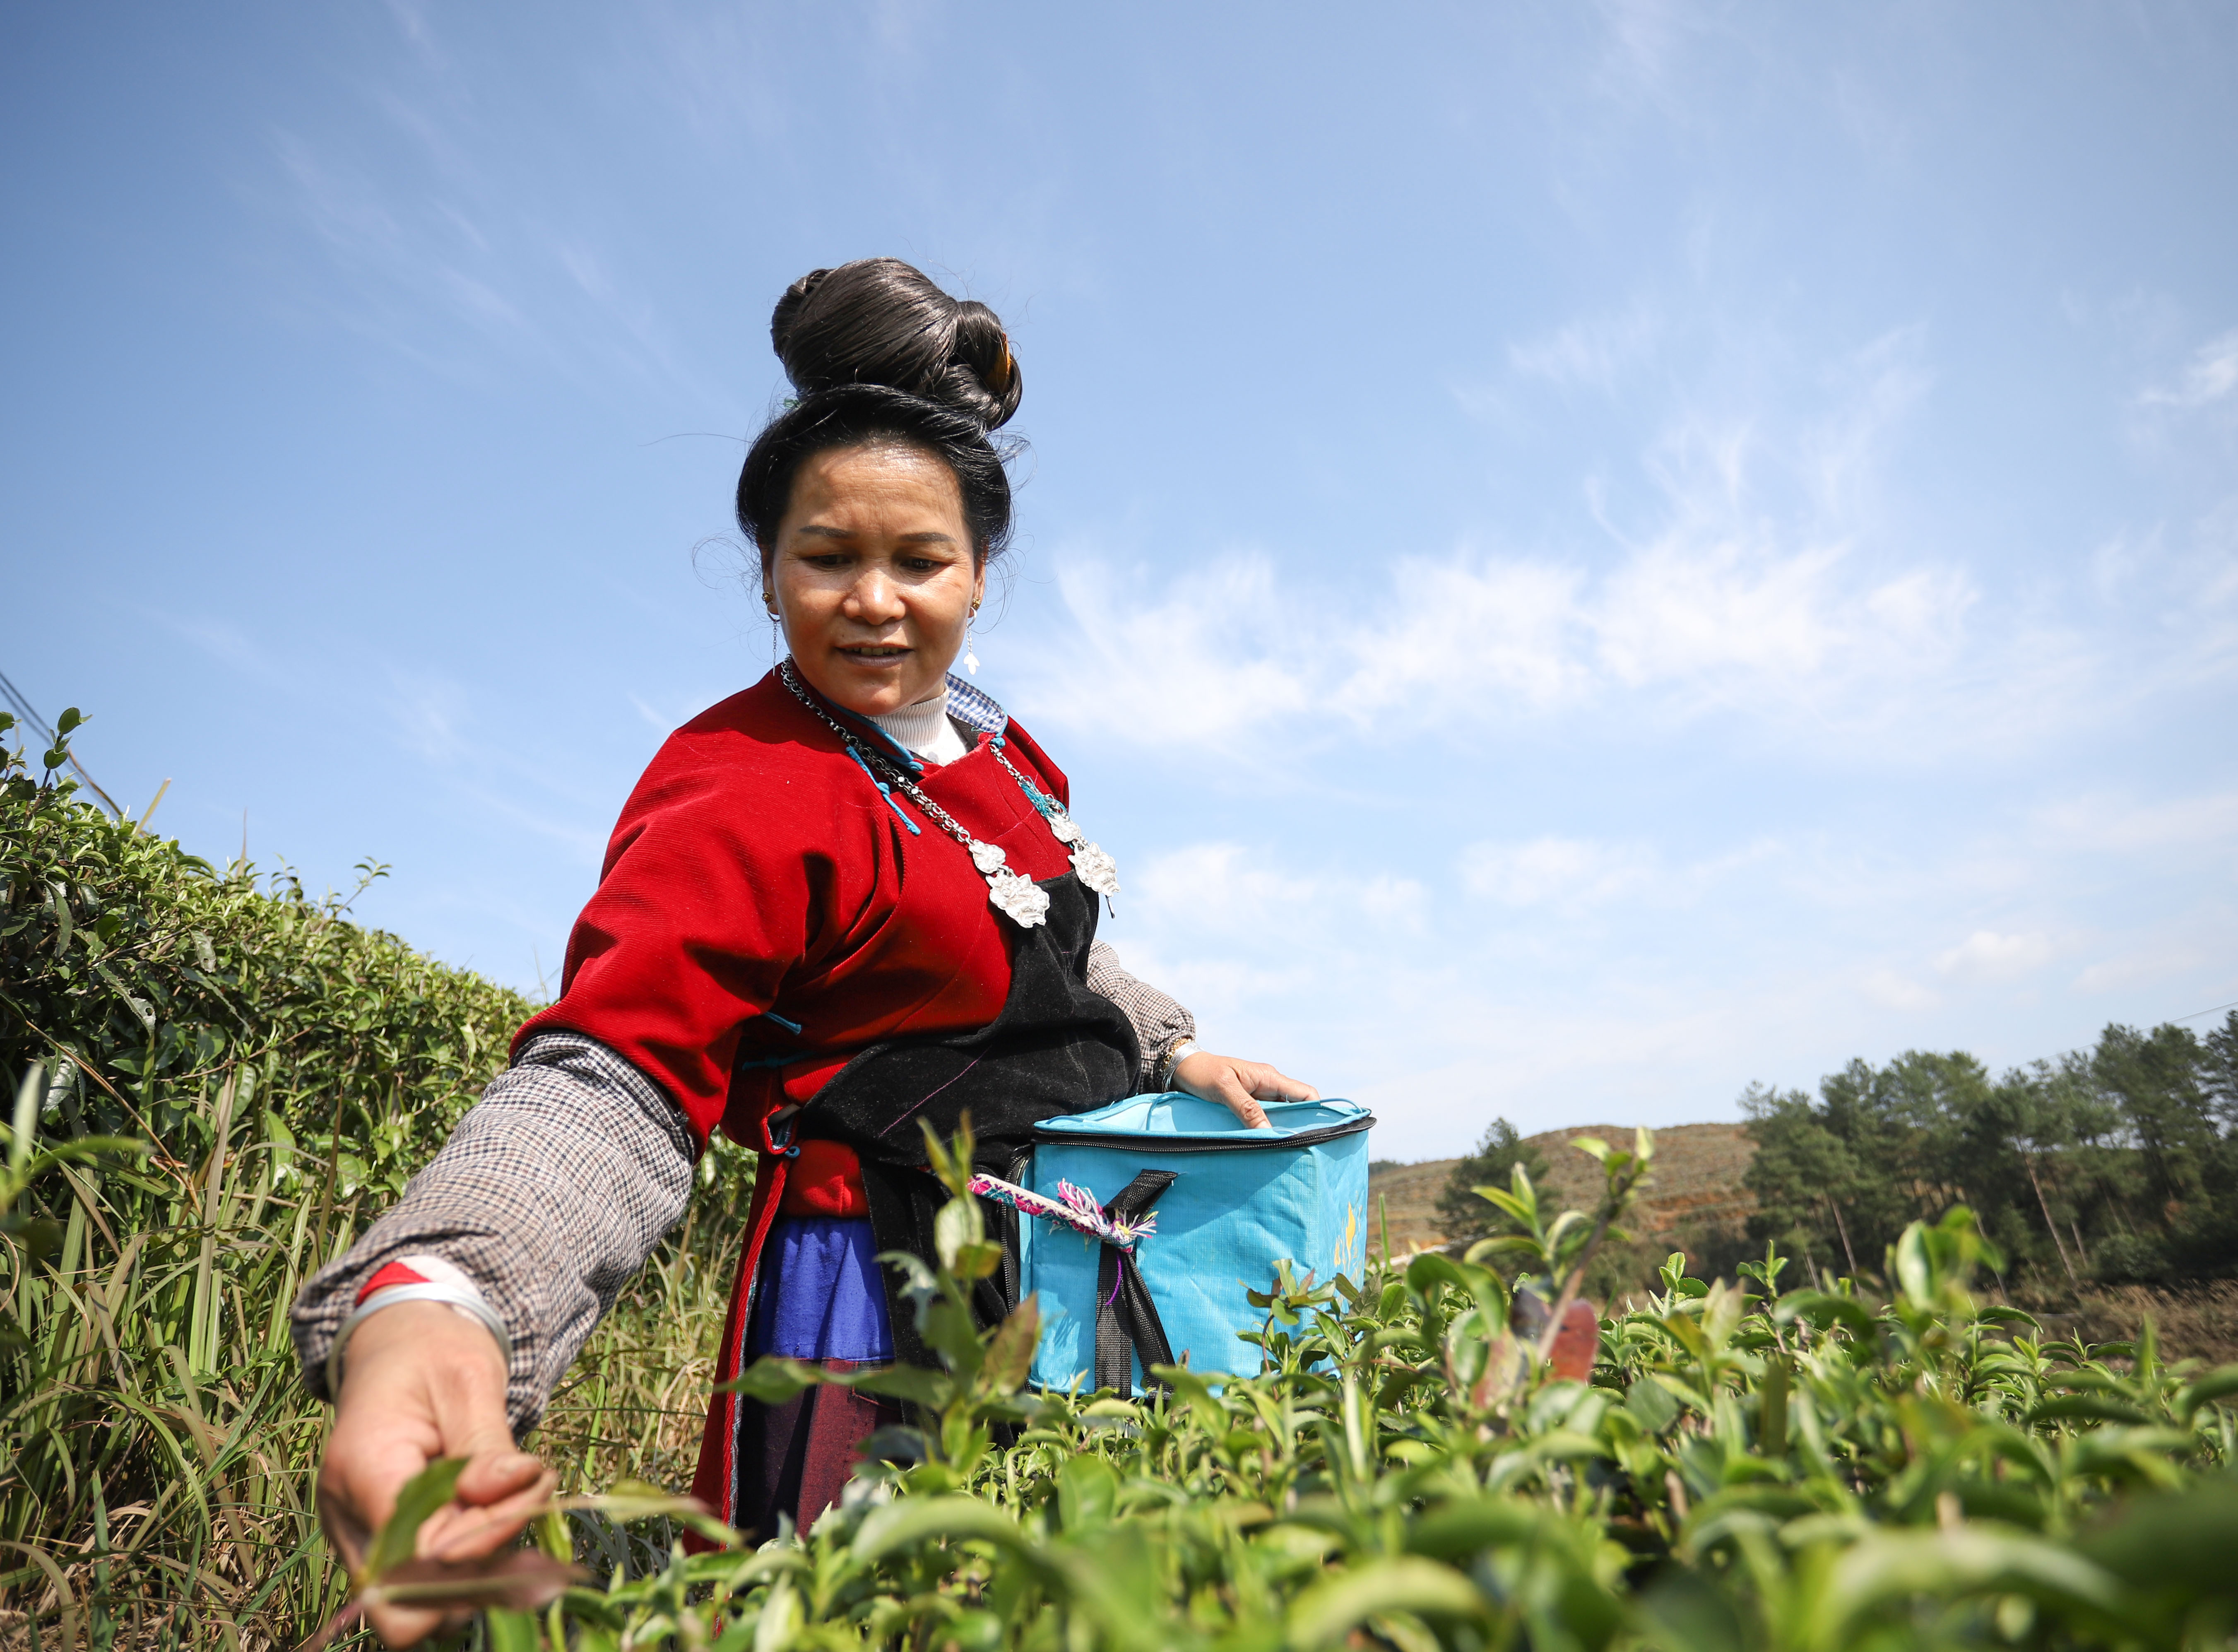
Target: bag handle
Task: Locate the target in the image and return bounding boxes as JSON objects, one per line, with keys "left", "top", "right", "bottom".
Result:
{"left": 1093, "top": 1170, "right": 1179, "bottom": 1395}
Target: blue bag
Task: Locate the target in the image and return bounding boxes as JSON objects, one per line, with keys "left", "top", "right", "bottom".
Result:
{"left": 1020, "top": 1091, "right": 1374, "bottom": 1395}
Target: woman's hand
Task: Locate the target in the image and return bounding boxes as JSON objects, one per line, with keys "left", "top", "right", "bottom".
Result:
{"left": 316, "top": 1301, "right": 556, "bottom": 1648}
{"left": 1173, "top": 1050, "right": 1320, "bottom": 1129}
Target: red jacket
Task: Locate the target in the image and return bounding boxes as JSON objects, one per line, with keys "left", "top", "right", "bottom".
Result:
{"left": 515, "top": 669, "right": 1078, "bottom": 1150}
{"left": 518, "top": 669, "right": 1096, "bottom": 1533}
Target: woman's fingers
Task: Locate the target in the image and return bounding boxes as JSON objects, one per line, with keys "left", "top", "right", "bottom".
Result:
{"left": 349, "top": 1449, "right": 551, "bottom": 1649}
{"left": 1240, "top": 1063, "right": 1320, "bottom": 1104}
{"left": 1172, "top": 1050, "right": 1328, "bottom": 1127}
{"left": 423, "top": 1455, "right": 560, "bottom": 1562}
{"left": 316, "top": 1411, "right": 443, "bottom": 1570}
{"left": 1211, "top": 1070, "right": 1270, "bottom": 1129}
{"left": 362, "top": 1590, "right": 453, "bottom": 1649}
{"left": 455, "top": 1449, "right": 553, "bottom": 1508}
{"left": 1173, "top": 1050, "right": 1324, "bottom": 1128}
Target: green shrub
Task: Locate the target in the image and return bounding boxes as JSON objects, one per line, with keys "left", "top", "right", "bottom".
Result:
{"left": 0, "top": 714, "right": 751, "bottom": 1648}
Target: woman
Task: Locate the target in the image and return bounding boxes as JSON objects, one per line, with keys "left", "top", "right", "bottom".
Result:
{"left": 294, "top": 259, "right": 1315, "bottom": 1647}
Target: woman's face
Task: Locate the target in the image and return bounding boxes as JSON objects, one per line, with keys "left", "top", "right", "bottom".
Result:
{"left": 768, "top": 442, "right": 986, "bottom": 718}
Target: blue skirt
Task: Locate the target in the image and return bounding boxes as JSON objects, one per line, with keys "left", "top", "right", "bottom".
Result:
{"left": 734, "top": 1215, "right": 900, "bottom": 1539}
{"left": 746, "top": 1216, "right": 894, "bottom": 1362}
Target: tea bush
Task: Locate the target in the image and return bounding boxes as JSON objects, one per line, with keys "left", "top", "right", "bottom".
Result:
{"left": 0, "top": 715, "right": 749, "bottom": 1649}
{"left": 333, "top": 1127, "right": 2238, "bottom": 1652}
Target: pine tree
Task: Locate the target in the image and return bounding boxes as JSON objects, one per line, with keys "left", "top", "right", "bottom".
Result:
{"left": 1435, "top": 1117, "right": 1550, "bottom": 1246}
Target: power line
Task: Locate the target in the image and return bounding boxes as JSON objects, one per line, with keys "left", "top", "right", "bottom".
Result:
{"left": 0, "top": 666, "right": 121, "bottom": 816}
{"left": 2172, "top": 998, "right": 2238, "bottom": 1025}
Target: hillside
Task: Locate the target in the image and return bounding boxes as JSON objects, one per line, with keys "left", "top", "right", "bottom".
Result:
{"left": 1369, "top": 1121, "right": 1757, "bottom": 1255}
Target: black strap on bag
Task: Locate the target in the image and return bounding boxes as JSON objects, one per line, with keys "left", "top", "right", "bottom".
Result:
{"left": 1093, "top": 1170, "right": 1179, "bottom": 1395}
{"left": 1002, "top": 1147, "right": 1032, "bottom": 1308}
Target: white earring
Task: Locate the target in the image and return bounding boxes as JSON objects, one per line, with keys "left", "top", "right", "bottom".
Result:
{"left": 962, "top": 607, "right": 980, "bottom": 677}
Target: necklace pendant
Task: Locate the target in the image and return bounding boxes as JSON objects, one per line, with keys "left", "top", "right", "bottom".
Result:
{"left": 1047, "top": 812, "right": 1084, "bottom": 847}
{"left": 1069, "top": 842, "right": 1121, "bottom": 898}
{"left": 988, "top": 867, "right": 1051, "bottom": 927}
{"left": 970, "top": 840, "right": 1009, "bottom": 875}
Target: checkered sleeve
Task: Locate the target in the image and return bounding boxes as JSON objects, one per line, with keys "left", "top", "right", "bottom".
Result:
{"left": 289, "top": 1030, "right": 696, "bottom": 1438}
{"left": 1085, "top": 941, "right": 1198, "bottom": 1088}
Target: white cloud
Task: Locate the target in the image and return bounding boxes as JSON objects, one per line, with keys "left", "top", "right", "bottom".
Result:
{"left": 155, "top": 612, "right": 289, "bottom": 685}
{"left": 1588, "top": 0, "right": 1721, "bottom": 113}
{"left": 262, "top": 30, "right": 724, "bottom": 406}
{"left": 1802, "top": 326, "right": 1934, "bottom": 522}
{"left": 2040, "top": 789, "right": 2238, "bottom": 854}
{"left": 1015, "top": 327, "right": 2025, "bottom": 756}
{"left": 2197, "top": 529, "right": 2238, "bottom": 619}
{"left": 1339, "top": 558, "right": 1588, "bottom": 714}
{"left": 2140, "top": 328, "right": 2238, "bottom": 410}
{"left": 1131, "top": 843, "right": 1429, "bottom": 948}
{"left": 1099, "top": 842, "right": 1438, "bottom": 1068}
{"left": 1019, "top": 530, "right": 1982, "bottom": 754}
{"left": 1089, "top": 792, "right": 2235, "bottom": 1160}
{"left": 1862, "top": 969, "right": 1938, "bottom": 1011}
{"left": 1593, "top": 538, "right": 1848, "bottom": 688}
{"left": 385, "top": 667, "right": 486, "bottom": 765}
{"left": 1933, "top": 930, "right": 2055, "bottom": 982}
{"left": 1461, "top": 836, "right": 1656, "bottom": 907}
{"left": 1507, "top": 301, "right": 1658, "bottom": 393}
{"left": 2069, "top": 948, "right": 2211, "bottom": 996}
{"left": 1014, "top": 556, "right": 1318, "bottom": 751}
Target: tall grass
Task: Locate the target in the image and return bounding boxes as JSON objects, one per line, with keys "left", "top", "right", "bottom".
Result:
{"left": 0, "top": 1057, "right": 750, "bottom": 1650}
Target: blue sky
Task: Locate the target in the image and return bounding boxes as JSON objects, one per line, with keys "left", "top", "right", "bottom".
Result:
{"left": 5, "top": 3, "right": 2233, "bottom": 1159}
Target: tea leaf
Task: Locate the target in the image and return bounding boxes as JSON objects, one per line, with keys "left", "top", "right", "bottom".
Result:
{"left": 363, "top": 1457, "right": 467, "bottom": 1582}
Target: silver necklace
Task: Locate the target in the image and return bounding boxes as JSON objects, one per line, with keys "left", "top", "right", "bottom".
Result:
{"left": 983, "top": 742, "right": 1121, "bottom": 905}
{"left": 780, "top": 661, "right": 1119, "bottom": 928}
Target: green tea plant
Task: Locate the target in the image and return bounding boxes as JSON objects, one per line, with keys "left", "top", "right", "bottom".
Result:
{"left": 335, "top": 1128, "right": 2238, "bottom": 1652}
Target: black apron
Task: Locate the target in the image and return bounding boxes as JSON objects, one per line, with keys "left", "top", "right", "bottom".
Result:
{"left": 787, "top": 871, "right": 1139, "bottom": 1367}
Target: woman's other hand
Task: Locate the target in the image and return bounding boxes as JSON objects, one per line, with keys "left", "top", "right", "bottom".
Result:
{"left": 1173, "top": 1050, "right": 1320, "bottom": 1130}
{"left": 316, "top": 1301, "right": 556, "bottom": 1648}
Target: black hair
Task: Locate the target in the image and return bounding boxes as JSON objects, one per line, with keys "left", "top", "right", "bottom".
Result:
{"left": 736, "top": 259, "right": 1021, "bottom": 573}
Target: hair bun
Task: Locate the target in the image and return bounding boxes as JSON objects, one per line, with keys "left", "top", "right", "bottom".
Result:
{"left": 768, "top": 258, "right": 1022, "bottom": 430}
{"left": 769, "top": 268, "right": 834, "bottom": 361}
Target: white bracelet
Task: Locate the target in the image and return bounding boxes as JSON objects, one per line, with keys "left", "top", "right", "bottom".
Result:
{"left": 326, "top": 1281, "right": 513, "bottom": 1398}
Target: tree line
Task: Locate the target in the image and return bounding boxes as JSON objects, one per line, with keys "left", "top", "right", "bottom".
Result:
{"left": 1427, "top": 1013, "right": 2238, "bottom": 1294}
{"left": 1742, "top": 1014, "right": 2238, "bottom": 1290}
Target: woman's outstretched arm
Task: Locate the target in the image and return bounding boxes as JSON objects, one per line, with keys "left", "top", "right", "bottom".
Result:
{"left": 291, "top": 1031, "right": 696, "bottom": 1645}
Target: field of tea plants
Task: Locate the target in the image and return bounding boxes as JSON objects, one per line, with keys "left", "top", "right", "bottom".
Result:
{"left": 8, "top": 716, "right": 2238, "bottom": 1652}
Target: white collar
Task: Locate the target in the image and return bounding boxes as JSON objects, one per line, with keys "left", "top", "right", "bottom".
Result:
{"left": 867, "top": 687, "right": 970, "bottom": 764}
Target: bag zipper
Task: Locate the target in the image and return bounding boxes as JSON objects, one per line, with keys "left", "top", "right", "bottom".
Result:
{"left": 1029, "top": 1114, "right": 1374, "bottom": 1154}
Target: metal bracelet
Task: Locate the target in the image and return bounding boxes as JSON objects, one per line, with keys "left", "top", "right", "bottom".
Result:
{"left": 1156, "top": 1038, "right": 1202, "bottom": 1093}
{"left": 325, "top": 1281, "right": 512, "bottom": 1399}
